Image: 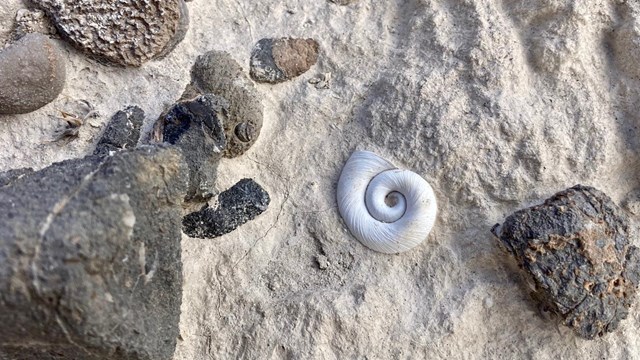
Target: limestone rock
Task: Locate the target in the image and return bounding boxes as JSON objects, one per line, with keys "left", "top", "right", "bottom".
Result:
{"left": 183, "top": 51, "right": 263, "bottom": 158}
{"left": 492, "top": 185, "right": 640, "bottom": 339}
{"left": 33, "top": 0, "right": 189, "bottom": 67}
{"left": 0, "top": 146, "right": 188, "bottom": 359}
{"left": 0, "top": 33, "right": 65, "bottom": 115}
{"left": 250, "top": 38, "right": 319, "bottom": 84}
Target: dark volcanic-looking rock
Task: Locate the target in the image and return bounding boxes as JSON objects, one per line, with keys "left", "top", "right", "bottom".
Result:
{"left": 0, "top": 33, "right": 66, "bottom": 115}
{"left": 329, "top": 0, "right": 359, "bottom": 4}
{"left": 156, "top": 94, "right": 227, "bottom": 201}
{"left": 183, "top": 51, "right": 263, "bottom": 158}
{"left": 250, "top": 38, "right": 319, "bottom": 84}
{"left": 0, "top": 146, "right": 188, "bottom": 359}
{"left": 33, "top": 0, "right": 189, "bottom": 66}
{"left": 492, "top": 185, "right": 640, "bottom": 340}
{"left": 183, "top": 178, "right": 270, "bottom": 239}
{"left": 94, "top": 106, "right": 144, "bottom": 156}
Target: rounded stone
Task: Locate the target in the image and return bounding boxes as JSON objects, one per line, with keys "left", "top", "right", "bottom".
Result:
{"left": 183, "top": 51, "right": 263, "bottom": 158}
{"left": 33, "top": 0, "right": 189, "bottom": 67}
{"left": 0, "top": 33, "right": 66, "bottom": 115}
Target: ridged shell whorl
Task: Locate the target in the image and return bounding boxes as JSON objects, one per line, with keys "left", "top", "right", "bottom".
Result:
{"left": 337, "top": 151, "right": 437, "bottom": 254}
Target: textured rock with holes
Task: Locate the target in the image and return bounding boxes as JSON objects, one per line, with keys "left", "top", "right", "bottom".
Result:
{"left": 32, "top": 0, "right": 189, "bottom": 66}
{"left": 492, "top": 185, "right": 640, "bottom": 339}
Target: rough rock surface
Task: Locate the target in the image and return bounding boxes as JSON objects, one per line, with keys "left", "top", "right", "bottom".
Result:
{"left": 0, "top": 146, "right": 188, "bottom": 359}
{"left": 0, "top": 33, "right": 65, "bottom": 115}
{"left": 250, "top": 38, "right": 319, "bottom": 83}
{"left": 183, "top": 178, "right": 270, "bottom": 238}
{"left": 182, "top": 51, "right": 263, "bottom": 158}
{"left": 32, "top": 0, "right": 189, "bottom": 67}
{"left": 93, "top": 106, "right": 144, "bottom": 156}
{"left": 492, "top": 185, "right": 640, "bottom": 339}
{"left": 2, "top": 0, "right": 640, "bottom": 358}
{"left": 155, "top": 94, "right": 227, "bottom": 201}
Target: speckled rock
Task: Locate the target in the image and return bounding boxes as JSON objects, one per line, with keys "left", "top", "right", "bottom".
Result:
{"left": 612, "top": 20, "right": 640, "bottom": 79}
{"left": 0, "top": 33, "right": 65, "bottom": 115}
{"left": 94, "top": 106, "right": 145, "bottom": 156}
{"left": 182, "top": 51, "right": 263, "bottom": 158}
{"left": 182, "top": 178, "right": 270, "bottom": 239}
{"left": 492, "top": 185, "right": 640, "bottom": 340}
{"left": 0, "top": 146, "right": 188, "bottom": 359}
{"left": 155, "top": 94, "right": 227, "bottom": 201}
{"left": 33, "top": 0, "right": 189, "bottom": 67}
{"left": 250, "top": 38, "right": 319, "bottom": 84}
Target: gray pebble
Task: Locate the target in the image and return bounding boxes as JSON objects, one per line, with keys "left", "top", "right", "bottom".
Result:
{"left": 250, "top": 37, "right": 319, "bottom": 84}
{"left": 0, "top": 33, "right": 66, "bottom": 115}
{"left": 492, "top": 185, "right": 640, "bottom": 339}
{"left": 183, "top": 50, "right": 263, "bottom": 158}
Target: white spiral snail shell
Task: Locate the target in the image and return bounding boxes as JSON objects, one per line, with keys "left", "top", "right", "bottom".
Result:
{"left": 337, "top": 151, "right": 438, "bottom": 254}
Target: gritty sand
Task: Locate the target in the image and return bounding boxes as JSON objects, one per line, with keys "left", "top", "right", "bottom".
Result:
{"left": 1, "top": 0, "right": 640, "bottom": 358}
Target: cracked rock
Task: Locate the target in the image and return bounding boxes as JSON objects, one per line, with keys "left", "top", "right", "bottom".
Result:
{"left": 183, "top": 178, "right": 270, "bottom": 239}
{"left": 492, "top": 185, "right": 640, "bottom": 340}
{"left": 32, "top": 0, "right": 189, "bottom": 67}
{"left": 250, "top": 37, "right": 319, "bottom": 84}
{"left": 0, "top": 146, "right": 188, "bottom": 359}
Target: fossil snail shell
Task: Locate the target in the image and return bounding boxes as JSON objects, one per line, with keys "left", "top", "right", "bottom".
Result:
{"left": 337, "top": 151, "right": 437, "bottom": 254}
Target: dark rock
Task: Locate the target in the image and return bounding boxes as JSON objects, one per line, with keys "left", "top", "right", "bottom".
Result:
{"left": 33, "top": 0, "right": 189, "bottom": 67}
{"left": 183, "top": 50, "right": 263, "bottom": 158}
{"left": 329, "top": 0, "right": 359, "bottom": 4}
{"left": 249, "top": 38, "right": 319, "bottom": 84}
{"left": 155, "top": 94, "right": 227, "bottom": 201}
{"left": 492, "top": 185, "right": 640, "bottom": 339}
{"left": 183, "top": 178, "right": 270, "bottom": 238}
{"left": 0, "top": 168, "right": 34, "bottom": 188}
{"left": 0, "top": 33, "right": 66, "bottom": 115}
{"left": 0, "top": 146, "right": 188, "bottom": 359}
{"left": 93, "top": 106, "right": 144, "bottom": 156}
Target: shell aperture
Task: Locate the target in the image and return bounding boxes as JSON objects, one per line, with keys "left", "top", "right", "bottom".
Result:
{"left": 337, "top": 151, "right": 437, "bottom": 253}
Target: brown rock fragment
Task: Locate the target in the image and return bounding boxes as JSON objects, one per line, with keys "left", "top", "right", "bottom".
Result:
{"left": 250, "top": 37, "right": 319, "bottom": 84}
{"left": 492, "top": 185, "right": 640, "bottom": 339}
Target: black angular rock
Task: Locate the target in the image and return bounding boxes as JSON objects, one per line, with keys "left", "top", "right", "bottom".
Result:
{"left": 0, "top": 146, "right": 188, "bottom": 359}
{"left": 183, "top": 178, "right": 270, "bottom": 238}
{"left": 156, "top": 94, "right": 227, "bottom": 201}
{"left": 93, "top": 106, "right": 144, "bottom": 156}
{"left": 492, "top": 185, "right": 640, "bottom": 340}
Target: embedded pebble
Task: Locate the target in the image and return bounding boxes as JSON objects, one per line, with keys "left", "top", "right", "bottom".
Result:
{"left": 182, "top": 51, "right": 263, "bottom": 158}
{"left": 612, "top": 21, "right": 640, "bottom": 79}
{"left": 182, "top": 178, "right": 270, "bottom": 239}
{"left": 492, "top": 185, "right": 640, "bottom": 340}
{"left": 250, "top": 37, "right": 319, "bottom": 84}
{"left": 33, "top": 0, "right": 189, "bottom": 67}
{"left": 0, "top": 33, "right": 66, "bottom": 115}
{"left": 155, "top": 94, "right": 228, "bottom": 201}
